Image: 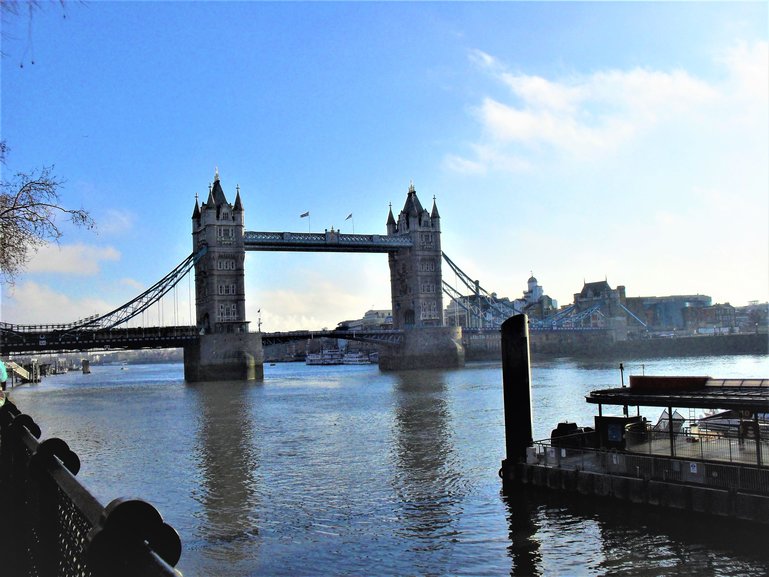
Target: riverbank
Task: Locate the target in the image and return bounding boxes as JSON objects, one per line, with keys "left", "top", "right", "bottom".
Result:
{"left": 466, "top": 331, "right": 768, "bottom": 361}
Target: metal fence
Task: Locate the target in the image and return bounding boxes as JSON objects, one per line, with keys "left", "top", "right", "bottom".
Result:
{"left": 0, "top": 396, "right": 182, "bottom": 577}
{"left": 625, "top": 426, "right": 766, "bottom": 466}
{"left": 534, "top": 430, "right": 769, "bottom": 496}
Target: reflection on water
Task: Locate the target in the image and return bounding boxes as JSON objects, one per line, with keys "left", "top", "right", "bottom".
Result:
{"left": 191, "top": 381, "right": 261, "bottom": 567}
{"left": 503, "top": 490, "right": 542, "bottom": 577}
{"left": 503, "top": 486, "right": 769, "bottom": 577}
{"left": 390, "top": 369, "right": 463, "bottom": 574}
{"left": 4, "top": 355, "right": 769, "bottom": 576}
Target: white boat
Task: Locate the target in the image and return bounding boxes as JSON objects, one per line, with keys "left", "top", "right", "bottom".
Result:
{"left": 342, "top": 351, "right": 370, "bottom": 365}
{"left": 306, "top": 349, "right": 344, "bottom": 365}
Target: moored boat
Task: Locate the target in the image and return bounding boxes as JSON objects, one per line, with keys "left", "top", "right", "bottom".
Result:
{"left": 305, "top": 349, "right": 344, "bottom": 365}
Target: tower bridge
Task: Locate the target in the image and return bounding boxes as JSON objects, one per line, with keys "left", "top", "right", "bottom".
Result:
{"left": 186, "top": 172, "right": 462, "bottom": 380}
{"left": 0, "top": 172, "right": 469, "bottom": 380}
{"left": 1, "top": 169, "right": 636, "bottom": 380}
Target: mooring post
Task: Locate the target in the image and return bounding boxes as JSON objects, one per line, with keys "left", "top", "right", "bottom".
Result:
{"left": 500, "top": 314, "right": 533, "bottom": 484}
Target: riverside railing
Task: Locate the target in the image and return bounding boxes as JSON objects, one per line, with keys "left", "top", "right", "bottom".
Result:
{"left": 531, "top": 429, "right": 769, "bottom": 496}
{"left": 0, "top": 396, "right": 182, "bottom": 577}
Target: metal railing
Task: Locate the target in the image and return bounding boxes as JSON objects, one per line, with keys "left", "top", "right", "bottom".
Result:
{"left": 625, "top": 425, "right": 766, "bottom": 466}
{"left": 532, "top": 429, "right": 769, "bottom": 496}
{"left": 0, "top": 396, "right": 182, "bottom": 576}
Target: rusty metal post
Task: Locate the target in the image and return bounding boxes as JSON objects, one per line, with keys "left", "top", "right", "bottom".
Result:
{"left": 500, "top": 315, "right": 533, "bottom": 481}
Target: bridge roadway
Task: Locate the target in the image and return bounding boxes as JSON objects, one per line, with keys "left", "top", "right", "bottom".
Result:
{"left": 0, "top": 324, "right": 404, "bottom": 355}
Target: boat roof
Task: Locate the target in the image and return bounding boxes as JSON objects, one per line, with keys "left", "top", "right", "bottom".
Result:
{"left": 586, "top": 378, "right": 769, "bottom": 412}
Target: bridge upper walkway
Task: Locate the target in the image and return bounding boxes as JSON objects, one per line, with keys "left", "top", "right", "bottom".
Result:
{"left": 244, "top": 231, "right": 412, "bottom": 253}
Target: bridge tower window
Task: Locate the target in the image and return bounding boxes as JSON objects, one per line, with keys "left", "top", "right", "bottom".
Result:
{"left": 217, "top": 258, "right": 236, "bottom": 270}
{"left": 218, "top": 304, "right": 238, "bottom": 322}
{"left": 419, "top": 259, "right": 435, "bottom": 272}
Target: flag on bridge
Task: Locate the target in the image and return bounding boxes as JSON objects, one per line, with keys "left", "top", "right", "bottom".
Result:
{"left": 300, "top": 211, "right": 309, "bottom": 218}
{"left": 345, "top": 213, "right": 352, "bottom": 221}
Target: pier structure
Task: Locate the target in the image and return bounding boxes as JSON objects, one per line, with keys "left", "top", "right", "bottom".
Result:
{"left": 499, "top": 314, "right": 769, "bottom": 524}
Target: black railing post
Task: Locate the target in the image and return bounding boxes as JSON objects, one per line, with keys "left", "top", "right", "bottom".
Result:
{"left": 0, "top": 397, "right": 182, "bottom": 576}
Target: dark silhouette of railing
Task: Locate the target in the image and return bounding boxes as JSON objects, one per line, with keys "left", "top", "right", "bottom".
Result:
{"left": 0, "top": 396, "right": 182, "bottom": 576}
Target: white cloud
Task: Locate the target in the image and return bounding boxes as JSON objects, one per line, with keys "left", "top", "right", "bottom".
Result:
{"left": 244, "top": 253, "right": 391, "bottom": 332}
{"left": 1, "top": 281, "right": 116, "bottom": 325}
{"left": 26, "top": 243, "right": 121, "bottom": 275}
{"left": 718, "top": 40, "right": 768, "bottom": 100}
{"left": 438, "top": 40, "right": 768, "bottom": 307}
{"left": 119, "top": 277, "right": 145, "bottom": 291}
{"left": 449, "top": 43, "right": 756, "bottom": 172}
{"left": 98, "top": 209, "right": 136, "bottom": 235}
{"left": 443, "top": 153, "right": 487, "bottom": 175}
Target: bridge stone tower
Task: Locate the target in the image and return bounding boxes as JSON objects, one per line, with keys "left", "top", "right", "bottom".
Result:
{"left": 380, "top": 183, "right": 464, "bottom": 370}
{"left": 184, "top": 170, "right": 263, "bottom": 382}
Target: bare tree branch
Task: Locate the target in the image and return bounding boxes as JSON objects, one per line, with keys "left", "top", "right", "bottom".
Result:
{"left": 0, "top": 144, "right": 96, "bottom": 283}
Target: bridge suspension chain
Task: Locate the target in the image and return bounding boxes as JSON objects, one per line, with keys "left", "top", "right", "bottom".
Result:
{"left": 441, "top": 252, "right": 520, "bottom": 328}
{"left": 1, "top": 247, "right": 207, "bottom": 334}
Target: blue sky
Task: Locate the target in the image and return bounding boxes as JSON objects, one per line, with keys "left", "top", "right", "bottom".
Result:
{"left": 2, "top": 2, "right": 767, "bottom": 331}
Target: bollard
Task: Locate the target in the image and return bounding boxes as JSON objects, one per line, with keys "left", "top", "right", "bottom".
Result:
{"left": 500, "top": 314, "right": 534, "bottom": 483}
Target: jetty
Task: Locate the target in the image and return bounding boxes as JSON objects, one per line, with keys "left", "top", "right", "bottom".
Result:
{"left": 499, "top": 314, "right": 769, "bottom": 524}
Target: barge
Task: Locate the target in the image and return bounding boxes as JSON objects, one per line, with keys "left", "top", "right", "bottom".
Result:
{"left": 499, "top": 314, "right": 769, "bottom": 524}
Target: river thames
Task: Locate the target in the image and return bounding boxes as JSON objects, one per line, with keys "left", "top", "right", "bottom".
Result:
{"left": 7, "top": 354, "right": 769, "bottom": 576}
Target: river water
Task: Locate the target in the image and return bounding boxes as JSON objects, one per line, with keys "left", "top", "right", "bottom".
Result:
{"left": 7, "top": 354, "right": 769, "bottom": 576}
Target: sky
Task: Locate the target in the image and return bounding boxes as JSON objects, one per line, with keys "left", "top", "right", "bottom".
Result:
{"left": 1, "top": 1, "right": 767, "bottom": 332}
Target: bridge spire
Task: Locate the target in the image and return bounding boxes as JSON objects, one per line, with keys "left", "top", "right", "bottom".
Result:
{"left": 234, "top": 184, "right": 243, "bottom": 211}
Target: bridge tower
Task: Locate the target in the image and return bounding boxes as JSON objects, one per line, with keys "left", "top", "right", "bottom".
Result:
{"left": 184, "top": 170, "right": 263, "bottom": 382}
{"left": 380, "top": 183, "right": 464, "bottom": 370}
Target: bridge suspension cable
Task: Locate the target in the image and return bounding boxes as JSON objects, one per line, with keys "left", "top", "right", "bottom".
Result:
{"left": 2, "top": 248, "right": 207, "bottom": 334}
{"left": 77, "top": 247, "right": 207, "bottom": 330}
{"left": 441, "top": 252, "right": 520, "bottom": 328}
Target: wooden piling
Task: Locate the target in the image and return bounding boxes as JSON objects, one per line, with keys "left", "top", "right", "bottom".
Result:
{"left": 501, "top": 314, "right": 533, "bottom": 479}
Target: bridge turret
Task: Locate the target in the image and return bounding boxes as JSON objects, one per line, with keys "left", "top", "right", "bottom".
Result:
{"left": 387, "top": 182, "right": 444, "bottom": 330}
{"left": 430, "top": 196, "right": 441, "bottom": 232}
{"left": 381, "top": 182, "right": 463, "bottom": 370}
{"left": 386, "top": 204, "right": 396, "bottom": 235}
{"left": 191, "top": 170, "right": 247, "bottom": 335}
{"left": 186, "top": 170, "right": 263, "bottom": 382}
{"left": 192, "top": 196, "right": 201, "bottom": 222}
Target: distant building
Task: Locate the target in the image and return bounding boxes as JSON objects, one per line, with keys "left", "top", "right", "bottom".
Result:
{"left": 735, "top": 301, "right": 769, "bottom": 334}
{"left": 571, "top": 280, "right": 625, "bottom": 324}
{"left": 514, "top": 274, "right": 558, "bottom": 320}
{"left": 684, "top": 303, "right": 737, "bottom": 334}
{"left": 624, "top": 295, "right": 712, "bottom": 332}
{"left": 361, "top": 309, "right": 392, "bottom": 330}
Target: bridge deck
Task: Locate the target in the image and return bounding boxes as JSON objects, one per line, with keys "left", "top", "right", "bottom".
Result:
{"left": 0, "top": 325, "right": 403, "bottom": 354}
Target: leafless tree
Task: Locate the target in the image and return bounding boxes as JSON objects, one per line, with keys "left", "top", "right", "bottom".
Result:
{"left": 0, "top": 142, "right": 95, "bottom": 283}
